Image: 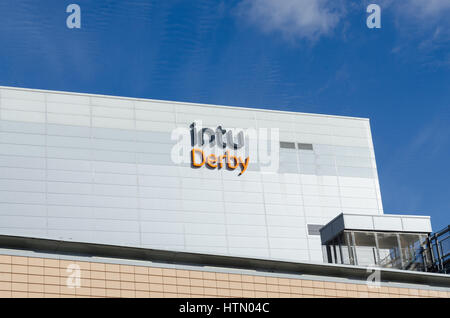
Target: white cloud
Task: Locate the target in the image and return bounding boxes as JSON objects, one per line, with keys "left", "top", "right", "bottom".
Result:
{"left": 402, "top": 0, "right": 450, "bottom": 18}
{"left": 391, "top": 0, "right": 450, "bottom": 60}
{"left": 237, "top": 0, "right": 450, "bottom": 48}
{"left": 238, "top": 0, "right": 345, "bottom": 41}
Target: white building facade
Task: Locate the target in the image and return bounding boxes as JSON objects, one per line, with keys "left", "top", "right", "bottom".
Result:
{"left": 0, "top": 86, "right": 384, "bottom": 263}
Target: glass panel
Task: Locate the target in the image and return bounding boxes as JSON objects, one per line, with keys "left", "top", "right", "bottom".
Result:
{"left": 398, "top": 233, "right": 422, "bottom": 270}
{"left": 331, "top": 238, "right": 340, "bottom": 264}
{"left": 322, "top": 245, "right": 329, "bottom": 263}
{"left": 325, "top": 243, "right": 336, "bottom": 264}
{"left": 340, "top": 231, "right": 354, "bottom": 265}
{"left": 353, "top": 231, "right": 377, "bottom": 266}
{"left": 377, "top": 233, "right": 401, "bottom": 268}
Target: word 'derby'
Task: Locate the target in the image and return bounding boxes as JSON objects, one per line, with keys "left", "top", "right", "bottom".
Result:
{"left": 191, "top": 149, "right": 250, "bottom": 176}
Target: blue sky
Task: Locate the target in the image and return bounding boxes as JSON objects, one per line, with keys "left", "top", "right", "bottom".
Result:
{"left": 0, "top": 0, "right": 449, "bottom": 230}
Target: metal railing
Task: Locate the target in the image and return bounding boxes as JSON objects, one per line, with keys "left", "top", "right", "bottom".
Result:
{"left": 427, "top": 226, "right": 450, "bottom": 274}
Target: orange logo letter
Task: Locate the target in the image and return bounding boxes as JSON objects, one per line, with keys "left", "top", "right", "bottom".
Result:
{"left": 226, "top": 151, "right": 239, "bottom": 169}
{"left": 238, "top": 157, "right": 250, "bottom": 176}
{"left": 207, "top": 154, "right": 218, "bottom": 168}
{"left": 191, "top": 148, "right": 205, "bottom": 167}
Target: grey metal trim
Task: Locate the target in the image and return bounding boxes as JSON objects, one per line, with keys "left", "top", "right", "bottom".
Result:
{"left": 297, "top": 143, "right": 313, "bottom": 151}
{"left": 279, "top": 141, "right": 296, "bottom": 149}
{"left": 307, "top": 224, "right": 323, "bottom": 236}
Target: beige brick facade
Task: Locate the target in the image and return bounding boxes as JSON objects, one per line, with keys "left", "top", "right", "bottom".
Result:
{"left": 0, "top": 254, "right": 448, "bottom": 298}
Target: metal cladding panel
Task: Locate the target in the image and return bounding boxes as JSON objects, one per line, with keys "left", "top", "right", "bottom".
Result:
{"left": 0, "top": 86, "right": 385, "bottom": 263}
{"left": 373, "top": 215, "right": 403, "bottom": 231}
{"left": 401, "top": 217, "right": 433, "bottom": 233}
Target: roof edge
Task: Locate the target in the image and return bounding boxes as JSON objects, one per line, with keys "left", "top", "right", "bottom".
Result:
{"left": 0, "top": 85, "right": 370, "bottom": 122}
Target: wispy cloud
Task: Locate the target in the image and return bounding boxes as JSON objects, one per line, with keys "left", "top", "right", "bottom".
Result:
{"left": 237, "top": 0, "right": 346, "bottom": 41}
{"left": 400, "top": 0, "right": 450, "bottom": 19}
{"left": 372, "top": 0, "right": 450, "bottom": 67}
{"left": 384, "top": 0, "right": 450, "bottom": 33}
{"left": 370, "top": 0, "right": 450, "bottom": 20}
{"left": 239, "top": 0, "right": 450, "bottom": 42}
{"left": 380, "top": 116, "right": 450, "bottom": 213}
{"left": 237, "top": 0, "right": 450, "bottom": 67}
{"left": 409, "top": 118, "right": 450, "bottom": 157}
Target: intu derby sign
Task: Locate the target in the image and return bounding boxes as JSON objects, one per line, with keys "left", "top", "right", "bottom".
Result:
{"left": 190, "top": 122, "right": 250, "bottom": 176}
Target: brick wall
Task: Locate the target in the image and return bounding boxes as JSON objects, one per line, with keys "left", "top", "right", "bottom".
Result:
{"left": 0, "top": 254, "right": 448, "bottom": 298}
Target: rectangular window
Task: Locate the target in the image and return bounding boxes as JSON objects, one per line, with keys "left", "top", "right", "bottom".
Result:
{"left": 280, "top": 141, "right": 296, "bottom": 149}
{"left": 298, "top": 143, "right": 313, "bottom": 150}
{"left": 307, "top": 224, "right": 323, "bottom": 235}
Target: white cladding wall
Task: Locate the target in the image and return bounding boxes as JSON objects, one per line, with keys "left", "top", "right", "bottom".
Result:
{"left": 0, "top": 87, "right": 383, "bottom": 263}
